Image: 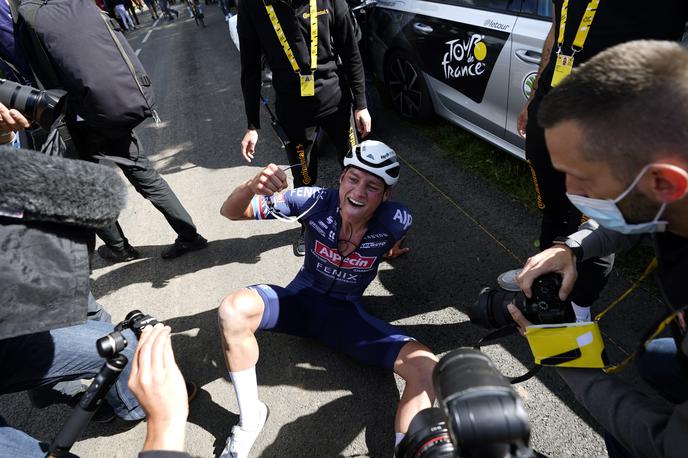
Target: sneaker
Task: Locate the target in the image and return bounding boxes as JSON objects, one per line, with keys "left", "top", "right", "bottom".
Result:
{"left": 161, "top": 234, "right": 208, "bottom": 259}
{"left": 497, "top": 268, "right": 522, "bottom": 292}
{"left": 220, "top": 402, "right": 269, "bottom": 458}
{"left": 97, "top": 244, "right": 140, "bottom": 263}
{"left": 293, "top": 233, "right": 305, "bottom": 257}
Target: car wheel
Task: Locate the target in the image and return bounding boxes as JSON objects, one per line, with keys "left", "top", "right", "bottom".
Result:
{"left": 385, "top": 51, "right": 434, "bottom": 122}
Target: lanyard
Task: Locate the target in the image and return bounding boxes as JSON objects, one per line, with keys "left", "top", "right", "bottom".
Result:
{"left": 265, "top": 0, "right": 318, "bottom": 75}
{"left": 557, "top": 0, "right": 599, "bottom": 53}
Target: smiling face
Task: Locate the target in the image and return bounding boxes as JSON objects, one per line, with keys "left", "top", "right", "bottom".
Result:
{"left": 338, "top": 167, "right": 391, "bottom": 225}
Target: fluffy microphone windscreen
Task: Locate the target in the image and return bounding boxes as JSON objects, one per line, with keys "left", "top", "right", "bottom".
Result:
{"left": 0, "top": 146, "right": 127, "bottom": 228}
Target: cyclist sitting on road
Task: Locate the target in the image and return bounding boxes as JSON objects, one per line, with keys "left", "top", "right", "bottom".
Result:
{"left": 217, "top": 140, "right": 438, "bottom": 458}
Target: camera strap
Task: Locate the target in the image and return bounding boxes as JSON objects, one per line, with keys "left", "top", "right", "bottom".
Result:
{"left": 473, "top": 325, "right": 541, "bottom": 384}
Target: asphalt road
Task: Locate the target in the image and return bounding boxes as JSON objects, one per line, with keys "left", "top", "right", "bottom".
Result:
{"left": 1, "top": 6, "right": 669, "bottom": 458}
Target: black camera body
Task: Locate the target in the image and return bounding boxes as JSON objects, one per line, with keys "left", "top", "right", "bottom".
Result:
{"left": 397, "top": 348, "right": 534, "bottom": 458}
{"left": 467, "top": 273, "right": 575, "bottom": 329}
{"left": 95, "top": 310, "right": 159, "bottom": 358}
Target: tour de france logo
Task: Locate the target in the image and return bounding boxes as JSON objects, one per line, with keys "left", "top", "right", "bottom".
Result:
{"left": 441, "top": 34, "right": 488, "bottom": 80}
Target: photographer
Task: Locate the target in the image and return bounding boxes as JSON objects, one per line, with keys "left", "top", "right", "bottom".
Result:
{"left": 508, "top": 40, "right": 688, "bottom": 458}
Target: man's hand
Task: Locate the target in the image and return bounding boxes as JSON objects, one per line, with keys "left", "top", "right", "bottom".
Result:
{"left": 241, "top": 129, "right": 259, "bottom": 162}
{"left": 517, "top": 246, "right": 577, "bottom": 300}
{"left": 249, "top": 163, "right": 288, "bottom": 196}
{"left": 516, "top": 103, "right": 529, "bottom": 139}
{"left": 0, "top": 102, "right": 30, "bottom": 133}
{"left": 128, "top": 323, "right": 188, "bottom": 452}
{"left": 507, "top": 303, "right": 533, "bottom": 336}
{"left": 354, "top": 108, "right": 371, "bottom": 138}
{"left": 384, "top": 238, "right": 410, "bottom": 259}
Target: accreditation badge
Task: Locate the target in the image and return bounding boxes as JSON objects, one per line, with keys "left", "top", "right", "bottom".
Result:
{"left": 300, "top": 74, "right": 315, "bottom": 97}
{"left": 551, "top": 53, "right": 574, "bottom": 87}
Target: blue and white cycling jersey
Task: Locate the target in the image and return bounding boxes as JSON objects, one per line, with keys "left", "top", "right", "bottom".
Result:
{"left": 252, "top": 187, "right": 413, "bottom": 301}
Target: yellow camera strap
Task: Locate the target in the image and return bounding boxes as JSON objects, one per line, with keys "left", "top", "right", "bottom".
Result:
{"left": 265, "top": 0, "right": 318, "bottom": 96}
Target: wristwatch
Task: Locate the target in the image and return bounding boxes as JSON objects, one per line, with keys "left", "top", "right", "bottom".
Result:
{"left": 552, "top": 236, "right": 584, "bottom": 262}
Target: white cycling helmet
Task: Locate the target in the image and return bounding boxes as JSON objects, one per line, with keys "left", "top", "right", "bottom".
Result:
{"left": 343, "top": 140, "right": 400, "bottom": 186}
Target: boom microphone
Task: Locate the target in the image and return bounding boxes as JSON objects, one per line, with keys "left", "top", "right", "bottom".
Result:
{"left": 0, "top": 147, "right": 126, "bottom": 228}
{"left": 0, "top": 148, "right": 128, "bottom": 340}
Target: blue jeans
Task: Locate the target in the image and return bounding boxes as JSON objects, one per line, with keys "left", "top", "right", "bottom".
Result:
{"left": 605, "top": 338, "right": 688, "bottom": 457}
{"left": 0, "top": 320, "right": 144, "bottom": 457}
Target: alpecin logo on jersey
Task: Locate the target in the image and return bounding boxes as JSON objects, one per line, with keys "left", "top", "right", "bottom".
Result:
{"left": 314, "top": 241, "right": 376, "bottom": 269}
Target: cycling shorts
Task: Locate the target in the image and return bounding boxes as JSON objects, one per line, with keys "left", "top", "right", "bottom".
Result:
{"left": 249, "top": 283, "right": 413, "bottom": 370}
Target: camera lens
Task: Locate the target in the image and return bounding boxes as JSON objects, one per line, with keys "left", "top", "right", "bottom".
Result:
{"left": 124, "top": 309, "right": 159, "bottom": 338}
{"left": 467, "top": 287, "right": 528, "bottom": 329}
{"left": 0, "top": 79, "right": 66, "bottom": 130}
{"left": 396, "top": 408, "right": 455, "bottom": 458}
{"left": 434, "top": 349, "right": 531, "bottom": 456}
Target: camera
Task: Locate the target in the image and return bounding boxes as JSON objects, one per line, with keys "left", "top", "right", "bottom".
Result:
{"left": 96, "top": 309, "right": 159, "bottom": 358}
{"left": 396, "top": 348, "right": 534, "bottom": 458}
{"left": 0, "top": 78, "right": 66, "bottom": 130}
{"left": 466, "top": 273, "right": 575, "bottom": 329}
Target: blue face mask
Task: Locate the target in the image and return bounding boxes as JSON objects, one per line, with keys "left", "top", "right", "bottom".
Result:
{"left": 566, "top": 164, "right": 668, "bottom": 235}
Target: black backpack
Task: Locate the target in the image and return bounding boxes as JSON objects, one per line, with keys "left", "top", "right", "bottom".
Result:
{"left": 9, "top": 0, "right": 159, "bottom": 134}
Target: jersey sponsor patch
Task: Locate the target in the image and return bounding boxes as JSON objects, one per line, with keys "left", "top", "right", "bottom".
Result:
{"left": 315, "top": 262, "right": 360, "bottom": 283}
{"left": 393, "top": 209, "right": 412, "bottom": 230}
{"left": 314, "top": 240, "right": 377, "bottom": 269}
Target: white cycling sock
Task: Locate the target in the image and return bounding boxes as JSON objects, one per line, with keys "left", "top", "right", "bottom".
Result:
{"left": 229, "top": 367, "right": 261, "bottom": 429}
{"left": 572, "top": 302, "right": 592, "bottom": 322}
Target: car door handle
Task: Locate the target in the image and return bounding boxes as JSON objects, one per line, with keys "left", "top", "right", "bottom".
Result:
{"left": 413, "top": 23, "right": 433, "bottom": 34}
{"left": 515, "top": 49, "right": 541, "bottom": 65}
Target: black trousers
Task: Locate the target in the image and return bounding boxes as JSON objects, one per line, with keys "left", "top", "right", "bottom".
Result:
{"left": 281, "top": 107, "right": 354, "bottom": 188}
{"left": 525, "top": 94, "right": 583, "bottom": 250}
{"left": 73, "top": 126, "right": 198, "bottom": 249}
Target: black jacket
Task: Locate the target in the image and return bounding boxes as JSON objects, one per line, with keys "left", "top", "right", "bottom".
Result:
{"left": 238, "top": 0, "right": 365, "bottom": 129}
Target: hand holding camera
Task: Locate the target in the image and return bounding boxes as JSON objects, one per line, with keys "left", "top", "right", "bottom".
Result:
{"left": 518, "top": 246, "right": 578, "bottom": 301}
{"left": 129, "top": 323, "right": 188, "bottom": 452}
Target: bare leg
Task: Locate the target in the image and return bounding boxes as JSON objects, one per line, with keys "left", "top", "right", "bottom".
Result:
{"left": 393, "top": 341, "right": 438, "bottom": 433}
{"left": 217, "top": 288, "right": 265, "bottom": 371}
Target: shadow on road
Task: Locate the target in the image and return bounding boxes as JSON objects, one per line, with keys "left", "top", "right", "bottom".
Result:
{"left": 164, "top": 308, "right": 400, "bottom": 457}
{"left": 92, "top": 230, "right": 298, "bottom": 299}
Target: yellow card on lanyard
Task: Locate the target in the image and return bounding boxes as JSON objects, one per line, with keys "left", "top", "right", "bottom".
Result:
{"left": 551, "top": 53, "right": 574, "bottom": 87}
{"left": 300, "top": 74, "right": 315, "bottom": 96}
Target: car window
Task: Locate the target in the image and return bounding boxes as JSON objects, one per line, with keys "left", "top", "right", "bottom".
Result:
{"left": 520, "top": 0, "right": 553, "bottom": 18}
